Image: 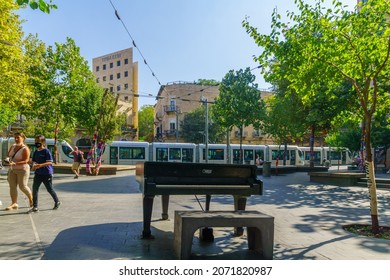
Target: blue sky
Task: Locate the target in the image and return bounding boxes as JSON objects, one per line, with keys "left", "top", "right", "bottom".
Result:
{"left": 17, "top": 0, "right": 358, "bottom": 107}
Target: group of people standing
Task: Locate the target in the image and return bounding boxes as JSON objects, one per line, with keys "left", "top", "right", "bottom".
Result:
{"left": 4, "top": 132, "right": 61, "bottom": 213}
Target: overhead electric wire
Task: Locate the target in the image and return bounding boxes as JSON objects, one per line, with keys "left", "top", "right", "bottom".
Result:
{"left": 107, "top": 0, "right": 259, "bottom": 105}
{"left": 108, "top": 0, "right": 162, "bottom": 88}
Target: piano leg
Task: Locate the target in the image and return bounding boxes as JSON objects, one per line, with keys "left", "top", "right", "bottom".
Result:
{"left": 161, "top": 195, "right": 169, "bottom": 220}
{"left": 200, "top": 194, "right": 214, "bottom": 242}
{"left": 233, "top": 195, "right": 248, "bottom": 236}
{"left": 142, "top": 194, "right": 155, "bottom": 239}
{"left": 205, "top": 194, "right": 211, "bottom": 211}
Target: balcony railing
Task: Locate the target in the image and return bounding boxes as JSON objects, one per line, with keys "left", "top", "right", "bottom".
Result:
{"left": 164, "top": 129, "right": 177, "bottom": 136}
{"left": 164, "top": 105, "right": 179, "bottom": 112}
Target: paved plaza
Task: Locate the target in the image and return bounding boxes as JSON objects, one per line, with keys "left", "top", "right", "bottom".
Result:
{"left": 0, "top": 166, "right": 390, "bottom": 260}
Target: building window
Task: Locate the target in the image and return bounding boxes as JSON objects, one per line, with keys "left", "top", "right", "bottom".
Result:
{"left": 103, "top": 76, "right": 106, "bottom": 81}
{"left": 117, "top": 73, "right": 121, "bottom": 79}
{"left": 117, "top": 85, "right": 121, "bottom": 92}
{"left": 110, "top": 62, "right": 113, "bottom": 68}
{"left": 117, "top": 60, "right": 121, "bottom": 67}
{"left": 95, "top": 66, "right": 100, "bottom": 72}
{"left": 124, "top": 71, "right": 128, "bottom": 77}
{"left": 110, "top": 87, "right": 113, "bottom": 92}
{"left": 169, "top": 99, "right": 176, "bottom": 111}
{"left": 125, "top": 96, "right": 129, "bottom": 101}
{"left": 124, "top": 83, "right": 128, "bottom": 90}
{"left": 110, "top": 74, "right": 113, "bottom": 80}
{"left": 124, "top": 58, "right": 128, "bottom": 64}
{"left": 96, "top": 78, "right": 99, "bottom": 83}
{"left": 103, "top": 64, "right": 106, "bottom": 70}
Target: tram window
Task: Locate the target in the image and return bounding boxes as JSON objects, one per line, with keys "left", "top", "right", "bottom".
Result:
{"left": 119, "top": 147, "right": 145, "bottom": 159}
{"left": 271, "top": 150, "right": 281, "bottom": 160}
{"left": 203, "top": 148, "right": 224, "bottom": 160}
{"left": 305, "top": 151, "right": 320, "bottom": 161}
{"left": 255, "top": 150, "right": 264, "bottom": 159}
{"left": 169, "top": 148, "right": 181, "bottom": 160}
{"left": 156, "top": 148, "right": 168, "bottom": 161}
{"left": 327, "top": 151, "right": 341, "bottom": 160}
{"left": 119, "top": 148, "right": 129, "bottom": 159}
{"left": 272, "top": 149, "right": 290, "bottom": 160}
{"left": 244, "top": 149, "right": 253, "bottom": 161}
{"left": 182, "top": 148, "right": 194, "bottom": 162}
{"left": 232, "top": 149, "right": 240, "bottom": 162}
{"left": 132, "top": 148, "right": 145, "bottom": 159}
{"left": 61, "top": 144, "right": 72, "bottom": 157}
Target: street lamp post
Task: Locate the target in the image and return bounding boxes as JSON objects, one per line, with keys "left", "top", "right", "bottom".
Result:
{"left": 201, "top": 96, "right": 209, "bottom": 163}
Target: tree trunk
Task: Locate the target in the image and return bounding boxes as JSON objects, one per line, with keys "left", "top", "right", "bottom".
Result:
{"left": 364, "top": 115, "right": 379, "bottom": 234}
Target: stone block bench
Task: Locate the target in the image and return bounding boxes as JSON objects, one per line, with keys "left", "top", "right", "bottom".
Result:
{"left": 173, "top": 210, "right": 274, "bottom": 260}
{"left": 308, "top": 172, "right": 365, "bottom": 186}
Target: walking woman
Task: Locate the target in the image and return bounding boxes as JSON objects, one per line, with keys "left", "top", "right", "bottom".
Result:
{"left": 5, "top": 132, "right": 33, "bottom": 210}
{"left": 30, "top": 135, "right": 61, "bottom": 212}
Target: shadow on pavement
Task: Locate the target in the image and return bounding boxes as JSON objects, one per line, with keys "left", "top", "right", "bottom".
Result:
{"left": 54, "top": 175, "right": 139, "bottom": 194}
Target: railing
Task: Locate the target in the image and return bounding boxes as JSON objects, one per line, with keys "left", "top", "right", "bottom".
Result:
{"left": 164, "top": 105, "right": 179, "bottom": 112}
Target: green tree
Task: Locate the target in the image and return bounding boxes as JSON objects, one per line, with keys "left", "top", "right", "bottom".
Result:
{"left": 212, "top": 67, "right": 266, "bottom": 163}
{"left": 326, "top": 123, "right": 362, "bottom": 154}
{"left": 138, "top": 105, "right": 154, "bottom": 142}
{"left": 181, "top": 107, "right": 225, "bottom": 144}
{"left": 0, "top": 0, "right": 31, "bottom": 130}
{"left": 16, "top": 0, "right": 57, "bottom": 13}
{"left": 244, "top": 0, "right": 390, "bottom": 233}
{"left": 263, "top": 93, "right": 306, "bottom": 164}
{"left": 96, "top": 89, "right": 125, "bottom": 143}
{"left": 22, "top": 36, "right": 95, "bottom": 140}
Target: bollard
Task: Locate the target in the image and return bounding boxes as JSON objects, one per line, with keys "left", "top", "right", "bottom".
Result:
{"left": 263, "top": 161, "right": 271, "bottom": 177}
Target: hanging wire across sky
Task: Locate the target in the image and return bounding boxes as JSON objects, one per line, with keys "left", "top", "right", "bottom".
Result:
{"left": 107, "top": 0, "right": 216, "bottom": 104}
{"left": 108, "top": 0, "right": 163, "bottom": 88}
{"left": 107, "top": 0, "right": 263, "bottom": 104}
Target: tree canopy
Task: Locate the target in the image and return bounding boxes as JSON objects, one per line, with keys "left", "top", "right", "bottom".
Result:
{"left": 212, "top": 67, "right": 266, "bottom": 132}
{"left": 138, "top": 105, "right": 154, "bottom": 142}
{"left": 16, "top": 0, "right": 57, "bottom": 13}
{"left": 244, "top": 0, "right": 390, "bottom": 233}
{"left": 0, "top": 0, "right": 31, "bottom": 129}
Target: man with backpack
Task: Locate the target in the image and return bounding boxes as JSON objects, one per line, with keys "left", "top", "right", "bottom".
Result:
{"left": 70, "top": 146, "right": 84, "bottom": 179}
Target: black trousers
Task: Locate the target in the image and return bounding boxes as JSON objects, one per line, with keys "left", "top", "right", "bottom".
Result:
{"left": 32, "top": 174, "right": 59, "bottom": 208}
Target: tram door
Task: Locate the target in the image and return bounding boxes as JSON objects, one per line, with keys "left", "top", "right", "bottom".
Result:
{"left": 110, "top": 147, "right": 118, "bottom": 164}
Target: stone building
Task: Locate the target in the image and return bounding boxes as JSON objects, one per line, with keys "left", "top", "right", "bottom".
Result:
{"left": 154, "top": 82, "right": 274, "bottom": 144}
{"left": 92, "top": 48, "right": 139, "bottom": 140}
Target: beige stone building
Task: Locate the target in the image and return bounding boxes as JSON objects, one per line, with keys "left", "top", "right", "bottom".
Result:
{"left": 154, "top": 82, "right": 274, "bottom": 144}
{"left": 92, "top": 48, "right": 139, "bottom": 140}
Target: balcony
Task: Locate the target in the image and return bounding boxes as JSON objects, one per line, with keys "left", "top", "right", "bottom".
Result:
{"left": 164, "top": 129, "right": 178, "bottom": 136}
{"left": 164, "top": 105, "right": 180, "bottom": 113}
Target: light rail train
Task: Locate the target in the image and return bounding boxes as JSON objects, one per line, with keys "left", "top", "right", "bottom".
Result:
{"left": 99, "top": 141, "right": 307, "bottom": 166}
{"left": 300, "top": 146, "right": 354, "bottom": 166}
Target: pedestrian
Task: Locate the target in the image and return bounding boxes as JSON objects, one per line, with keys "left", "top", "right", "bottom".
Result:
{"left": 4, "top": 132, "right": 33, "bottom": 210}
{"left": 70, "top": 146, "right": 84, "bottom": 179}
{"left": 255, "top": 154, "right": 263, "bottom": 166}
{"left": 29, "top": 135, "right": 61, "bottom": 213}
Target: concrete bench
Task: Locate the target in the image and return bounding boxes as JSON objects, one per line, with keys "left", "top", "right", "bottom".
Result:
{"left": 173, "top": 210, "right": 274, "bottom": 260}
{"left": 308, "top": 172, "right": 365, "bottom": 186}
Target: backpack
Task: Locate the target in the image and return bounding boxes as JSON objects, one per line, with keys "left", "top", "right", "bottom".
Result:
{"left": 76, "top": 152, "right": 84, "bottom": 163}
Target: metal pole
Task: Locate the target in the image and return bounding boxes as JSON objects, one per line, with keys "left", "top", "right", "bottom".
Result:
{"left": 175, "top": 108, "right": 179, "bottom": 143}
{"left": 205, "top": 97, "right": 209, "bottom": 163}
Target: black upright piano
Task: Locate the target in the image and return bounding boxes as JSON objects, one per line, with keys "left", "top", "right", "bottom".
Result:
{"left": 136, "top": 161, "right": 263, "bottom": 239}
